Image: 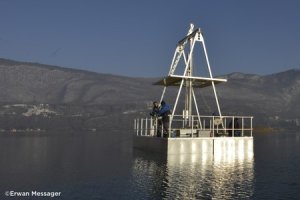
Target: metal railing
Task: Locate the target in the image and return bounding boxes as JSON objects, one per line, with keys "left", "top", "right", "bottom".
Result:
{"left": 134, "top": 115, "right": 253, "bottom": 138}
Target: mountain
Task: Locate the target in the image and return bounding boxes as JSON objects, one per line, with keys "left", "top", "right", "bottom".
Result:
{"left": 0, "top": 58, "right": 160, "bottom": 131}
{"left": 0, "top": 58, "right": 158, "bottom": 105}
{"left": 0, "top": 58, "right": 299, "bottom": 131}
{"left": 218, "top": 70, "right": 300, "bottom": 129}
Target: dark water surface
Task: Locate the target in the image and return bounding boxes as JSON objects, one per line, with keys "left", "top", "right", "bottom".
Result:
{"left": 0, "top": 131, "right": 299, "bottom": 199}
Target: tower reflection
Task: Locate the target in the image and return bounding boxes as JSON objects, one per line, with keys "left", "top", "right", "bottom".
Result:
{"left": 132, "top": 140, "right": 254, "bottom": 199}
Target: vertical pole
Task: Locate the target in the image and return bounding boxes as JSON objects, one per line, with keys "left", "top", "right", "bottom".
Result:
{"left": 161, "top": 122, "right": 163, "bottom": 138}
{"left": 182, "top": 41, "right": 196, "bottom": 106}
{"left": 251, "top": 117, "right": 253, "bottom": 137}
{"left": 216, "top": 118, "right": 219, "bottom": 133}
{"left": 242, "top": 117, "right": 244, "bottom": 137}
{"left": 141, "top": 119, "right": 143, "bottom": 136}
{"left": 169, "top": 115, "right": 171, "bottom": 138}
{"left": 134, "top": 119, "right": 136, "bottom": 133}
{"left": 155, "top": 118, "right": 158, "bottom": 137}
{"left": 191, "top": 116, "right": 194, "bottom": 137}
{"left": 184, "top": 86, "right": 188, "bottom": 127}
{"left": 212, "top": 116, "right": 215, "bottom": 137}
{"left": 136, "top": 118, "right": 139, "bottom": 136}
{"left": 232, "top": 116, "right": 234, "bottom": 137}
{"left": 188, "top": 34, "right": 194, "bottom": 128}
{"left": 145, "top": 118, "right": 148, "bottom": 136}
{"left": 192, "top": 88, "right": 202, "bottom": 129}
{"left": 224, "top": 117, "right": 227, "bottom": 135}
{"left": 150, "top": 117, "right": 153, "bottom": 136}
{"left": 182, "top": 52, "right": 188, "bottom": 128}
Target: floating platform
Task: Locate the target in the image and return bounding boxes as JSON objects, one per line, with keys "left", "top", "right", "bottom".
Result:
{"left": 133, "top": 24, "right": 253, "bottom": 155}
{"left": 133, "top": 135, "right": 253, "bottom": 155}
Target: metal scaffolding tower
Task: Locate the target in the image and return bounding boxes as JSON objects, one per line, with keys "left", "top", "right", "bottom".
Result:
{"left": 154, "top": 24, "right": 227, "bottom": 128}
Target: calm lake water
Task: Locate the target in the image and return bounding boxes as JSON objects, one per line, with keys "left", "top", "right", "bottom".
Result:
{"left": 0, "top": 131, "right": 299, "bottom": 199}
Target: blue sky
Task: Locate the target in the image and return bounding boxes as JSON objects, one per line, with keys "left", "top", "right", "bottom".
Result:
{"left": 0, "top": 0, "right": 300, "bottom": 77}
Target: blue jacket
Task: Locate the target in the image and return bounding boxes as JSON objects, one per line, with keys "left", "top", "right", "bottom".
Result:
{"left": 159, "top": 104, "right": 171, "bottom": 116}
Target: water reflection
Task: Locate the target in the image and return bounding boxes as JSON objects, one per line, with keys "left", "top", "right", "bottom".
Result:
{"left": 132, "top": 141, "right": 254, "bottom": 199}
{"left": 0, "top": 132, "right": 133, "bottom": 197}
{"left": 131, "top": 152, "right": 168, "bottom": 199}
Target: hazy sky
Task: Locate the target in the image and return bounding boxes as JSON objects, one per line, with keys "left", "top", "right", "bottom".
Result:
{"left": 0, "top": 0, "right": 300, "bottom": 77}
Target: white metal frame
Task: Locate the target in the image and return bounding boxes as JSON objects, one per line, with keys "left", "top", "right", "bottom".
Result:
{"left": 161, "top": 24, "right": 226, "bottom": 128}
{"left": 135, "top": 24, "right": 253, "bottom": 139}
